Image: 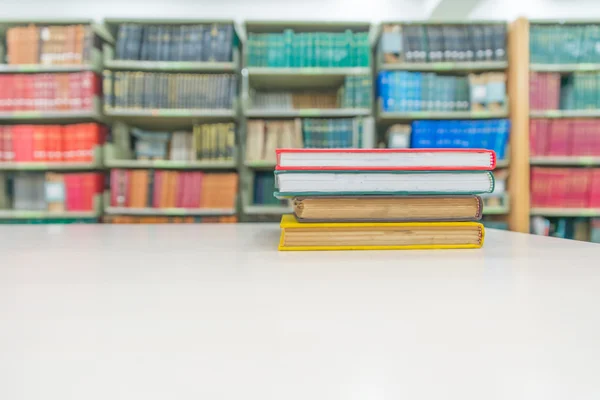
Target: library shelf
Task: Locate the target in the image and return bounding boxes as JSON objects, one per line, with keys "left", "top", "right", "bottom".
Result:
{"left": 530, "top": 156, "right": 600, "bottom": 166}
{"left": 105, "top": 159, "right": 237, "bottom": 170}
{"left": 104, "top": 207, "right": 237, "bottom": 216}
{"left": 0, "top": 162, "right": 102, "bottom": 171}
{"left": 0, "top": 48, "right": 102, "bottom": 73}
{"left": 380, "top": 61, "right": 508, "bottom": 72}
{"left": 529, "top": 110, "right": 600, "bottom": 118}
{"left": 530, "top": 208, "right": 600, "bottom": 217}
{"left": 105, "top": 108, "right": 236, "bottom": 118}
{"left": 0, "top": 19, "right": 114, "bottom": 44}
{"left": 243, "top": 204, "right": 292, "bottom": 216}
{"left": 0, "top": 109, "right": 105, "bottom": 122}
{"left": 378, "top": 110, "right": 509, "bottom": 121}
{"left": 104, "top": 60, "right": 236, "bottom": 72}
{"left": 246, "top": 67, "right": 371, "bottom": 76}
{"left": 244, "top": 161, "right": 276, "bottom": 170}
{"left": 244, "top": 108, "right": 371, "bottom": 118}
{"left": 0, "top": 210, "right": 101, "bottom": 219}
{"left": 530, "top": 64, "right": 600, "bottom": 72}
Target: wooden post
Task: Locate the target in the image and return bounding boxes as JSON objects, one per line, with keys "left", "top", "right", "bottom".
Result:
{"left": 507, "top": 17, "right": 530, "bottom": 233}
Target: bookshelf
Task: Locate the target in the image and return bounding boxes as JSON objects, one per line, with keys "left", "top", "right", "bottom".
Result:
{"left": 516, "top": 18, "right": 600, "bottom": 241}
{"left": 0, "top": 20, "right": 110, "bottom": 223}
{"left": 101, "top": 19, "right": 241, "bottom": 221}
{"left": 240, "top": 20, "right": 376, "bottom": 221}
{"left": 376, "top": 21, "right": 512, "bottom": 228}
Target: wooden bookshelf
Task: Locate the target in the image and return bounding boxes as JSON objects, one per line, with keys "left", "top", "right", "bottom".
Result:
{"left": 507, "top": 17, "right": 530, "bottom": 233}
{"left": 240, "top": 20, "right": 376, "bottom": 220}
{"left": 525, "top": 19, "right": 600, "bottom": 240}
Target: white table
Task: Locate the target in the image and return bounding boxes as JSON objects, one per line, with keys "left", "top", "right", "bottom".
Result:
{"left": 1, "top": 224, "right": 600, "bottom": 400}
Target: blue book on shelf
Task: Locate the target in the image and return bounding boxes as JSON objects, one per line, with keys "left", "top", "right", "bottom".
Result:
{"left": 494, "top": 119, "right": 511, "bottom": 160}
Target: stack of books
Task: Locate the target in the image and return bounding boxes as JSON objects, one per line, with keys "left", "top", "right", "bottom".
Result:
{"left": 274, "top": 148, "right": 496, "bottom": 251}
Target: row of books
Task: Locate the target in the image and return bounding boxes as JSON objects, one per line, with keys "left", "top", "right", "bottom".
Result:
{"left": 0, "top": 172, "right": 102, "bottom": 211}
{"left": 530, "top": 72, "right": 600, "bottom": 110}
{"left": 5, "top": 24, "right": 96, "bottom": 65}
{"left": 109, "top": 170, "right": 237, "bottom": 209}
{"left": 410, "top": 119, "right": 510, "bottom": 160}
{"left": 530, "top": 24, "right": 600, "bottom": 64}
{"left": 114, "top": 23, "right": 235, "bottom": 62}
{"left": 531, "top": 217, "right": 600, "bottom": 243}
{"left": 103, "top": 71, "right": 236, "bottom": 110}
{"left": 253, "top": 172, "right": 284, "bottom": 206}
{"left": 251, "top": 91, "right": 339, "bottom": 110}
{"left": 0, "top": 123, "right": 104, "bottom": 163}
{"left": 246, "top": 30, "right": 370, "bottom": 67}
{"left": 530, "top": 167, "right": 600, "bottom": 208}
{"left": 128, "top": 123, "right": 235, "bottom": 161}
{"left": 381, "top": 23, "right": 507, "bottom": 64}
{"left": 530, "top": 119, "right": 600, "bottom": 156}
{"left": 0, "top": 72, "right": 100, "bottom": 112}
{"left": 250, "top": 75, "right": 372, "bottom": 110}
{"left": 103, "top": 215, "right": 238, "bottom": 224}
{"left": 377, "top": 71, "right": 506, "bottom": 112}
{"left": 245, "top": 120, "right": 302, "bottom": 163}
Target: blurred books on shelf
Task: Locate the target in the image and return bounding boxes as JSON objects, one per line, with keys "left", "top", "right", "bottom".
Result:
{"left": 252, "top": 171, "right": 287, "bottom": 206}
{"left": 380, "top": 23, "right": 506, "bottom": 64}
{"left": 104, "top": 215, "right": 237, "bottom": 223}
{"left": 530, "top": 71, "right": 600, "bottom": 110}
{"left": 530, "top": 24, "right": 600, "bottom": 64}
{"left": 386, "top": 124, "right": 411, "bottom": 148}
{"left": 5, "top": 24, "right": 98, "bottom": 65}
{"left": 0, "top": 172, "right": 102, "bottom": 212}
{"left": 410, "top": 119, "right": 509, "bottom": 160}
{"left": 108, "top": 169, "right": 237, "bottom": 210}
{"left": 530, "top": 167, "right": 600, "bottom": 208}
{"left": 246, "top": 30, "right": 370, "bottom": 67}
{"left": 530, "top": 119, "right": 600, "bottom": 157}
{"left": 249, "top": 75, "right": 372, "bottom": 110}
{"left": 0, "top": 124, "right": 105, "bottom": 164}
{"left": 103, "top": 72, "right": 236, "bottom": 110}
{"left": 377, "top": 71, "right": 506, "bottom": 112}
{"left": 0, "top": 72, "right": 100, "bottom": 112}
{"left": 531, "top": 216, "right": 600, "bottom": 243}
{"left": 114, "top": 23, "right": 234, "bottom": 62}
{"left": 245, "top": 117, "right": 375, "bottom": 164}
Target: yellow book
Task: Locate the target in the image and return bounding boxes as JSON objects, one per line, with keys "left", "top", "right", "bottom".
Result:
{"left": 278, "top": 214, "right": 485, "bottom": 251}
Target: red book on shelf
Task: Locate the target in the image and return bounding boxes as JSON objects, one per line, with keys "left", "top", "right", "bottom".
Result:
{"left": 175, "top": 172, "right": 185, "bottom": 208}
{"left": 0, "top": 127, "right": 4, "bottom": 162}
{"left": 592, "top": 122, "right": 600, "bottom": 156}
{"left": 32, "top": 125, "right": 46, "bottom": 162}
{"left": 3, "top": 126, "right": 14, "bottom": 162}
{"left": 275, "top": 148, "right": 497, "bottom": 171}
{"left": 590, "top": 169, "right": 600, "bottom": 208}
{"left": 548, "top": 120, "right": 571, "bottom": 156}
{"left": 188, "top": 172, "right": 198, "bottom": 208}
{"left": 64, "top": 174, "right": 75, "bottom": 211}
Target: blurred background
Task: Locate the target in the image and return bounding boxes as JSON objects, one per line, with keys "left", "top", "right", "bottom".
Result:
{"left": 0, "top": 0, "right": 599, "bottom": 242}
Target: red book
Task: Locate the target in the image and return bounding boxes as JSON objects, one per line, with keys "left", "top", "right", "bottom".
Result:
{"left": 0, "top": 126, "right": 4, "bottom": 162}
{"left": 110, "top": 169, "right": 118, "bottom": 207}
{"left": 548, "top": 120, "right": 571, "bottom": 156}
{"left": 82, "top": 174, "right": 95, "bottom": 211}
{"left": 590, "top": 169, "right": 600, "bottom": 208}
{"left": 64, "top": 125, "right": 74, "bottom": 162}
{"left": 81, "top": 72, "right": 100, "bottom": 110}
{"left": 153, "top": 170, "right": 162, "bottom": 208}
{"left": 64, "top": 174, "right": 75, "bottom": 211}
{"left": 32, "top": 125, "right": 46, "bottom": 162}
{"left": 275, "top": 148, "right": 497, "bottom": 171}
{"left": 175, "top": 172, "right": 185, "bottom": 208}
{"left": 4, "top": 126, "right": 14, "bottom": 162}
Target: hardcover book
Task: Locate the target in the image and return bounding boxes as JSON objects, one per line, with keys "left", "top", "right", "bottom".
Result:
{"left": 278, "top": 214, "right": 485, "bottom": 251}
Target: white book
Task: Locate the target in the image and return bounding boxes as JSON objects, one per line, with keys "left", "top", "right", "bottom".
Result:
{"left": 274, "top": 170, "right": 495, "bottom": 196}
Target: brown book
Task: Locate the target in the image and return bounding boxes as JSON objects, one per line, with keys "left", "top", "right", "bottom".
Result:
{"left": 292, "top": 196, "right": 484, "bottom": 222}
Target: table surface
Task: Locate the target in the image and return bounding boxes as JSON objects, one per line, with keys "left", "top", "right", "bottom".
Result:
{"left": 2, "top": 224, "right": 600, "bottom": 400}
